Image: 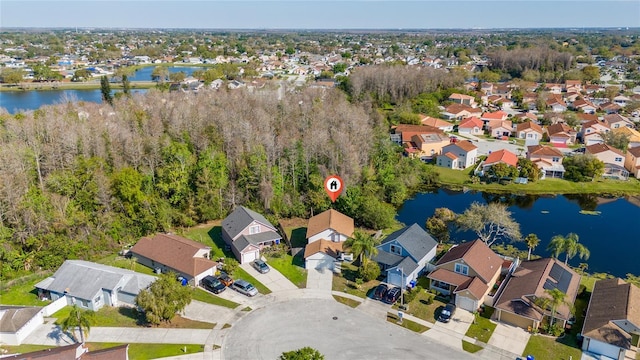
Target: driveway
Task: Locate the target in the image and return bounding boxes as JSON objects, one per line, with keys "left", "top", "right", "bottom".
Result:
{"left": 488, "top": 322, "right": 530, "bottom": 356}
{"left": 424, "top": 309, "right": 474, "bottom": 350}
{"left": 306, "top": 267, "right": 333, "bottom": 292}
{"left": 183, "top": 299, "right": 237, "bottom": 322}
{"left": 223, "top": 298, "right": 475, "bottom": 360}
{"left": 474, "top": 138, "right": 526, "bottom": 156}
{"left": 215, "top": 284, "right": 256, "bottom": 305}
{"left": 240, "top": 260, "right": 298, "bottom": 292}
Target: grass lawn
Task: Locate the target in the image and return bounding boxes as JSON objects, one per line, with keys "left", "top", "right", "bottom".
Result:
{"left": 462, "top": 340, "right": 484, "bottom": 353}
{"left": 522, "top": 335, "right": 582, "bottom": 360}
{"left": 192, "top": 288, "right": 240, "bottom": 309}
{"left": 332, "top": 295, "right": 361, "bottom": 308}
{"left": 264, "top": 253, "right": 307, "bottom": 288}
{"left": 0, "top": 273, "right": 52, "bottom": 306}
{"left": 234, "top": 267, "right": 272, "bottom": 295}
{"left": 580, "top": 275, "right": 598, "bottom": 293}
{"left": 97, "top": 254, "right": 156, "bottom": 275}
{"left": 0, "top": 344, "right": 54, "bottom": 354}
{"left": 52, "top": 306, "right": 215, "bottom": 329}
{"left": 183, "top": 221, "right": 228, "bottom": 260}
{"left": 386, "top": 313, "right": 429, "bottom": 333}
{"left": 86, "top": 342, "right": 204, "bottom": 360}
{"left": 331, "top": 262, "right": 380, "bottom": 299}
{"left": 392, "top": 288, "right": 447, "bottom": 324}
{"left": 279, "top": 218, "right": 308, "bottom": 248}
{"left": 465, "top": 307, "right": 497, "bottom": 344}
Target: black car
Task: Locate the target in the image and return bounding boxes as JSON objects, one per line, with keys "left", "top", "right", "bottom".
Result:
{"left": 200, "top": 275, "right": 226, "bottom": 294}
{"left": 383, "top": 286, "right": 401, "bottom": 304}
{"left": 373, "top": 284, "right": 388, "bottom": 301}
{"left": 438, "top": 303, "right": 457, "bottom": 323}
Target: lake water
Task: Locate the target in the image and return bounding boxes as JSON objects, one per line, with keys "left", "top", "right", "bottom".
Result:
{"left": 0, "top": 89, "right": 147, "bottom": 114}
{"left": 396, "top": 189, "right": 640, "bottom": 278}
{"left": 127, "top": 66, "right": 202, "bottom": 82}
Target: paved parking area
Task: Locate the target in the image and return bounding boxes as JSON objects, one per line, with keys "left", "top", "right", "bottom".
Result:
{"left": 306, "top": 267, "right": 333, "bottom": 292}
{"left": 214, "top": 284, "right": 255, "bottom": 305}
{"left": 488, "top": 322, "right": 531, "bottom": 356}
{"left": 356, "top": 298, "right": 391, "bottom": 319}
{"left": 241, "top": 260, "right": 298, "bottom": 292}
{"left": 423, "top": 308, "right": 474, "bottom": 350}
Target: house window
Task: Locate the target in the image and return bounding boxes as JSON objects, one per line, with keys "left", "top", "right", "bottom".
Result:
{"left": 615, "top": 157, "right": 622, "bottom": 162}
{"left": 94, "top": 296, "right": 101, "bottom": 304}
{"left": 249, "top": 225, "right": 260, "bottom": 234}
{"left": 432, "top": 280, "right": 449, "bottom": 289}
{"left": 80, "top": 299, "right": 89, "bottom": 307}
{"left": 390, "top": 244, "right": 402, "bottom": 255}
{"left": 454, "top": 263, "right": 469, "bottom": 275}
{"left": 552, "top": 157, "right": 559, "bottom": 163}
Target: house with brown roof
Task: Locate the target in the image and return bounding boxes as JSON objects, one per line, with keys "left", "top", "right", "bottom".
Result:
{"left": 304, "top": 240, "right": 344, "bottom": 272}
{"left": 487, "top": 119, "right": 513, "bottom": 139}
{"left": 427, "top": 240, "right": 502, "bottom": 312}
{"left": 442, "top": 103, "right": 482, "bottom": 120}
{"left": 392, "top": 124, "right": 444, "bottom": 144}
{"left": 493, "top": 258, "right": 580, "bottom": 330}
{"left": 481, "top": 110, "right": 509, "bottom": 124}
{"left": 581, "top": 120, "right": 610, "bottom": 146}
{"left": 615, "top": 126, "right": 640, "bottom": 149}
{"left": 625, "top": 147, "right": 640, "bottom": 179}
{"left": 527, "top": 145, "right": 565, "bottom": 179}
{"left": 577, "top": 112, "right": 599, "bottom": 125}
{"left": 586, "top": 143, "right": 629, "bottom": 180}
{"left": 410, "top": 132, "right": 451, "bottom": 160}
{"left": 131, "top": 234, "right": 218, "bottom": 284}
{"left": 306, "top": 209, "right": 354, "bottom": 244}
{"left": 480, "top": 149, "right": 519, "bottom": 175}
{"left": 546, "top": 94, "right": 567, "bottom": 113}
{"left": 547, "top": 123, "right": 578, "bottom": 147}
{"left": 420, "top": 115, "right": 454, "bottom": 132}
{"left": 448, "top": 93, "right": 477, "bottom": 107}
{"left": 221, "top": 206, "right": 282, "bottom": 264}
{"left": 603, "top": 114, "right": 634, "bottom": 130}
{"left": 581, "top": 278, "right": 640, "bottom": 360}
{"left": 600, "top": 102, "right": 622, "bottom": 114}
{"left": 458, "top": 116, "right": 484, "bottom": 136}
{"left": 564, "top": 79, "right": 582, "bottom": 93}
{"left": 572, "top": 99, "right": 597, "bottom": 114}
{"left": 515, "top": 121, "right": 543, "bottom": 144}
{"left": 436, "top": 140, "right": 478, "bottom": 170}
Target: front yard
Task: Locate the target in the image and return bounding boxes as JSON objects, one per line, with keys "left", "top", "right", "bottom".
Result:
{"left": 386, "top": 312, "right": 430, "bottom": 333}
{"left": 331, "top": 262, "right": 381, "bottom": 299}
{"left": 51, "top": 306, "right": 215, "bottom": 329}
{"left": 263, "top": 250, "right": 307, "bottom": 288}
{"left": 192, "top": 288, "right": 240, "bottom": 309}
{"left": 0, "top": 272, "right": 52, "bottom": 306}
{"left": 465, "top": 307, "right": 497, "bottom": 344}
{"left": 522, "top": 335, "right": 582, "bottom": 360}
{"left": 391, "top": 278, "right": 448, "bottom": 324}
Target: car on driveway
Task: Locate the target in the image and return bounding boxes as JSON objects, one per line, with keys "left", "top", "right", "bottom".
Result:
{"left": 200, "top": 275, "right": 226, "bottom": 294}
{"left": 252, "top": 259, "right": 270, "bottom": 274}
{"left": 383, "top": 286, "right": 401, "bottom": 305}
{"left": 373, "top": 284, "right": 388, "bottom": 301}
{"left": 217, "top": 271, "right": 234, "bottom": 287}
{"left": 231, "top": 279, "right": 259, "bottom": 297}
{"left": 438, "top": 303, "right": 456, "bottom": 323}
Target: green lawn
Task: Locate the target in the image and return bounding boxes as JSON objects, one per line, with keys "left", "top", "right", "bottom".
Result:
{"left": 386, "top": 312, "right": 429, "bottom": 333}
{"left": 192, "top": 288, "right": 240, "bottom": 309}
{"left": 51, "top": 306, "right": 215, "bottom": 329}
{"left": 332, "top": 295, "right": 361, "bottom": 308}
{"left": 0, "top": 344, "right": 54, "bottom": 354}
{"left": 465, "top": 307, "right": 497, "bottom": 343}
{"left": 462, "top": 340, "right": 484, "bottom": 353}
{"left": 87, "top": 342, "right": 204, "bottom": 360}
{"left": 0, "top": 273, "right": 52, "bottom": 306}
{"left": 522, "top": 335, "right": 582, "bottom": 360}
{"left": 392, "top": 288, "right": 447, "bottom": 324}
{"left": 331, "top": 262, "right": 381, "bottom": 299}
{"left": 234, "top": 267, "right": 272, "bottom": 295}
{"left": 279, "top": 219, "right": 308, "bottom": 248}
{"left": 97, "top": 254, "right": 156, "bottom": 275}
{"left": 264, "top": 252, "right": 307, "bottom": 288}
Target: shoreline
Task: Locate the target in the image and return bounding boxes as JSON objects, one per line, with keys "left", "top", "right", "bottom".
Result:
{"left": 0, "top": 81, "right": 157, "bottom": 92}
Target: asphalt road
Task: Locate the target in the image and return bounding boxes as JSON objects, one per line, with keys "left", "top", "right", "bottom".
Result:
{"left": 223, "top": 298, "right": 474, "bottom": 360}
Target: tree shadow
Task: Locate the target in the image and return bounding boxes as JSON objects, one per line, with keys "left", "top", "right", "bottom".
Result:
{"left": 47, "top": 325, "right": 75, "bottom": 345}
{"left": 118, "top": 307, "right": 146, "bottom": 326}
{"left": 289, "top": 227, "right": 307, "bottom": 248}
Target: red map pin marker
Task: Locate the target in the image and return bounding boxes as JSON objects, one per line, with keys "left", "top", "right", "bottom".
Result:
{"left": 324, "top": 175, "right": 344, "bottom": 203}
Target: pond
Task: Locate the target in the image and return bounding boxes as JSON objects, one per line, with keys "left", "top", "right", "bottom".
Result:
{"left": 0, "top": 89, "right": 147, "bottom": 114}
{"left": 396, "top": 189, "right": 640, "bottom": 278}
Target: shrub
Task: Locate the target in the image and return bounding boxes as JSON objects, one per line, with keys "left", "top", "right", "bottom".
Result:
{"left": 402, "top": 285, "right": 423, "bottom": 303}
{"left": 358, "top": 261, "right": 381, "bottom": 282}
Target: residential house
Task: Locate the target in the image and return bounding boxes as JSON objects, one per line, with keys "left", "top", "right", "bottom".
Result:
{"left": 521, "top": 92, "right": 538, "bottom": 110}
{"left": 547, "top": 123, "right": 578, "bottom": 147}
{"left": 306, "top": 209, "right": 354, "bottom": 244}
{"left": 494, "top": 84, "right": 512, "bottom": 99}
{"left": 613, "top": 95, "right": 631, "bottom": 107}
{"left": 586, "top": 143, "right": 629, "bottom": 180}
{"left": 373, "top": 224, "right": 438, "bottom": 288}
{"left": 304, "top": 240, "right": 345, "bottom": 272}
{"left": 564, "top": 79, "right": 582, "bottom": 93}
{"left": 35, "top": 260, "right": 156, "bottom": 311}
{"left": 481, "top": 110, "right": 509, "bottom": 127}
{"left": 600, "top": 102, "right": 622, "bottom": 114}
{"left": 564, "top": 92, "right": 581, "bottom": 105}
{"left": 480, "top": 149, "right": 519, "bottom": 174}
{"left": 584, "top": 84, "right": 603, "bottom": 94}
{"left": 448, "top": 93, "right": 477, "bottom": 107}
{"left": 546, "top": 94, "right": 567, "bottom": 113}
{"left": 427, "top": 240, "right": 502, "bottom": 312}
{"left": 493, "top": 258, "right": 580, "bottom": 330}
{"left": 572, "top": 99, "right": 598, "bottom": 114}
{"left": 513, "top": 112, "right": 538, "bottom": 124}
{"left": 420, "top": 115, "right": 454, "bottom": 132}
{"left": 577, "top": 113, "right": 599, "bottom": 125}
{"left": 458, "top": 116, "right": 484, "bottom": 136}
{"left": 581, "top": 278, "right": 640, "bottom": 360}
{"left": 0, "top": 306, "right": 44, "bottom": 345}
{"left": 515, "top": 121, "right": 543, "bottom": 144}
{"left": 409, "top": 132, "right": 451, "bottom": 161}
{"left": 614, "top": 127, "right": 640, "bottom": 149}
{"left": 481, "top": 82, "right": 494, "bottom": 95}
{"left": 221, "top": 206, "right": 282, "bottom": 264}
{"left": 527, "top": 145, "right": 565, "bottom": 179}
{"left": 391, "top": 124, "right": 444, "bottom": 144}
{"left": 581, "top": 120, "right": 610, "bottom": 146}
{"left": 442, "top": 104, "right": 482, "bottom": 120}
{"left": 487, "top": 119, "right": 513, "bottom": 139}
{"left": 545, "top": 83, "right": 563, "bottom": 94}
{"left": 603, "top": 114, "right": 634, "bottom": 130}
{"left": 437, "top": 140, "right": 479, "bottom": 170}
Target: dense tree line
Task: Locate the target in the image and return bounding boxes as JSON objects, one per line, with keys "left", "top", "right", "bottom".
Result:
{"left": 487, "top": 46, "right": 573, "bottom": 79}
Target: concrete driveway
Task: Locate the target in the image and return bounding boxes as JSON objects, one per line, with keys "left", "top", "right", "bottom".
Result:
{"left": 240, "top": 260, "right": 298, "bottom": 292}
{"left": 488, "top": 322, "right": 531, "bottom": 356}
{"left": 424, "top": 309, "right": 474, "bottom": 350}
{"left": 223, "top": 298, "right": 476, "bottom": 360}
{"left": 306, "top": 267, "right": 333, "bottom": 292}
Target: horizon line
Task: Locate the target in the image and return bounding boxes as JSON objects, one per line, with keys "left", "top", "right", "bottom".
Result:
{"left": 3, "top": 26, "right": 640, "bottom": 31}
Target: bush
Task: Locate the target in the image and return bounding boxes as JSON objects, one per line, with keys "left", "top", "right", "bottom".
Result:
{"left": 402, "top": 286, "right": 423, "bottom": 303}
{"left": 358, "top": 261, "right": 381, "bottom": 282}
{"left": 222, "top": 258, "right": 239, "bottom": 275}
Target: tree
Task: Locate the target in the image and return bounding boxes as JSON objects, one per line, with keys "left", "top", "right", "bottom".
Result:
{"left": 603, "top": 131, "right": 630, "bottom": 152}
{"left": 151, "top": 66, "right": 170, "bottom": 82}
{"left": 346, "top": 231, "right": 378, "bottom": 266}
{"left": 488, "top": 163, "right": 519, "bottom": 179}
{"left": 517, "top": 158, "right": 541, "bottom": 182}
{"left": 456, "top": 202, "right": 522, "bottom": 245}
{"left": 100, "top": 75, "right": 113, "bottom": 106}
{"left": 582, "top": 66, "right": 600, "bottom": 82}
{"left": 359, "top": 260, "right": 381, "bottom": 281}
{"left": 525, "top": 233, "right": 540, "bottom": 260}
{"left": 547, "top": 232, "right": 590, "bottom": 265}
{"left": 1, "top": 68, "right": 25, "bottom": 84}
{"left": 280, "top": 347, "right": 324, "bottom": 360}
{"left": 534, "top": 288, "right": 571, "bottom": 329}
{"left": 169, "top": 71, "right": 186, "bottom": 83}
{"left": 72, "top": 69, "right": 92, "bottom": 82}
{"left": 122, "top": 74, "right": 131, "bottom": 95}
{"left": 426, "top": 207, "right": 456, "bottom": 243}
{"left": 563, "top": 154, "right": 605, "bottom": 182}
{"left": 60, "top": 305, "right": 94, "bottom": 343}
{"left": 135, "top": 272, "right": 192, "bottom": 325}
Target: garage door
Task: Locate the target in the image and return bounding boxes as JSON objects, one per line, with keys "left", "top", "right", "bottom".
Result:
{"left": 587, "top": 339, "right": 621, "bottom": 359}
{"left": 499, "top": 311, "right": 534, "bottom": 330}
{"left": 242, "top": 250, "right": 258, "bottom": 264}
{"left": 456, "top": 296, "right": 476, "bottom": 312}
{"left": 306, "top": 257, "right": 334, "bottom": 271}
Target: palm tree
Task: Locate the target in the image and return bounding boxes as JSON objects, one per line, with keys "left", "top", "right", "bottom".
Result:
{"left": 547, "top": 234, "right": 567, "bottom": 260}
{"left": 563, "top": 233, "right": 590, "bottom": 265}
{"left": 535, "top": 288, "right": 571, "bottom": 328}
{"left": 346, "top": 231, "right": 378, "bottom": 266}
{"left": 60, "top": 305, "right": 94, "bottom": 344}
{"left": 525, "top": 233, "right": 540, "bottom": 261}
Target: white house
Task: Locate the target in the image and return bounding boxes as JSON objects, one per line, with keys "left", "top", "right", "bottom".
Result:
{"left": 0, "top": 306, "right": 44, "bottom": 345}
{"left": 437, "top": 140, "right": 478, "bottom": 170}
{"left": 306, "top": 209, "right": 354, "bottom": 244}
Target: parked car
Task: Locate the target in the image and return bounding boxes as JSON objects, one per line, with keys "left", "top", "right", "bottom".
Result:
{"left": 252, "top": 259, "right": 270, "bottom": 274}
{"left": 373, "top": 284, "right": 389, "bottom": 301}
{"left": 383, "top": 287, "right": 401, "bottom": 304}
{"left": 438, "top": 303, "right": 457, "bottom": 323}
{"left": 217, "top": 271, "right": 234, "bottom": 287}
{"left": 200, "top": 275, "right": 226, "bottom": 294}
{"left": 231, "top": 279, "right": 258, "bottom": 297}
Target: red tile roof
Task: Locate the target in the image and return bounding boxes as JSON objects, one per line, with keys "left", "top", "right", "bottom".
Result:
{"left": 516, "top": 121, "right": 543, "bottom": 134}
{"left": 527, "top": 145, "right": 563, "bottom": 157}
{"left": 459, "top": 116, "right": 483, "bottom": 129}
{"left": 481, "top": 111, "right": 508, "bottom": 120}
{"left": 484, "top": 149, "right": 518, "bottom": 168}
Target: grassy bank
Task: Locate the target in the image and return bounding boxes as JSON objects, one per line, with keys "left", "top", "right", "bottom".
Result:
{"left": 1, "top": 81, "right": 156, "bottom": 92}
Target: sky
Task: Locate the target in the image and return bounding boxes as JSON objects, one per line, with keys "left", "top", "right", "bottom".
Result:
{"left": 1, "top": 1, "right": 639, "bottom": 29}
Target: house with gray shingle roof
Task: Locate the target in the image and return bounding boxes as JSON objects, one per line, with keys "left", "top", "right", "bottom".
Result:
{"left": 0, "top": 306, "right": 44, "bottom": 345}
{"left": 34, "top": 260, "right": 156, "bottom": 312}
{"left": 221, "top": 206, "right": 281, "bottom": 264}
{"left": 373, "top": 224, "right": 437, "bottom": 288}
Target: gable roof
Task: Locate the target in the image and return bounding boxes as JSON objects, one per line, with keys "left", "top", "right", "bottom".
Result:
{"left": 130, "top": 234, "right": 216, "bottom": 278}
{"left": 306, "top": 209, "right": 354, "bottom": 239}
{"left": 484, "top": 149, "right": 518, "bottom": 167}
{"left": 613, "top": 126, "right": 640, "bottom": 143}
{"left": 304, "top": 239, "right": 343, "bottom": 259}
{"left": 449, "top": 93, "right": 475, "bottom": 101}
{"left": 547, "top": 123, "right": 576, "bottom": 136}
{"left": 222, "top": 206, "right": 277, "bottom": 240}
{"left": 83, "top": 344, "right": 129, "bottom": 360}
{"left": 516, "top": 121, "right": 543, "bottom": 134}
{"left": 527, "top": 145, "right": 563, "bottom": 157}
{"left": 34, "top": 260, "right": 156, "bottom": 301}
{"left": 448, "top": 140, "right": 478, "bottom": 152}
{"left": 420, "top": 116, "right": 453, "bottom": 129}
{"left": 494, "top": 258, "right": 580, "bottom": 322}
{"left": 586, "top": 143, "right": 624, "bottom": 157}
{"left": 378, "top": 223, "right": 437, "bottom": 263}
{"left": 582, "top": 278, "right": 640, "bottom": 348}
{"left": 435, "top": 240, "right": 502, "bottom": 284}
{"left": 0, "top": 306, "right": 41, "bottom": 333}
{"left": 458, "top": 116, "right": 483, "bottom": 129}
{"left": 482, "top": 111, "right": 508, "bottom": 120}
{"left": 628, "top": 146, "right": 640, "bottom": 158}
{"left": 393, "top": 124, "right": 444, "bottom": 143}
{"left": 1, "top": 343, "right": 130, "bottom": 360}
{"left": 445, "top": 103, "right": 478, "bottom": 115}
